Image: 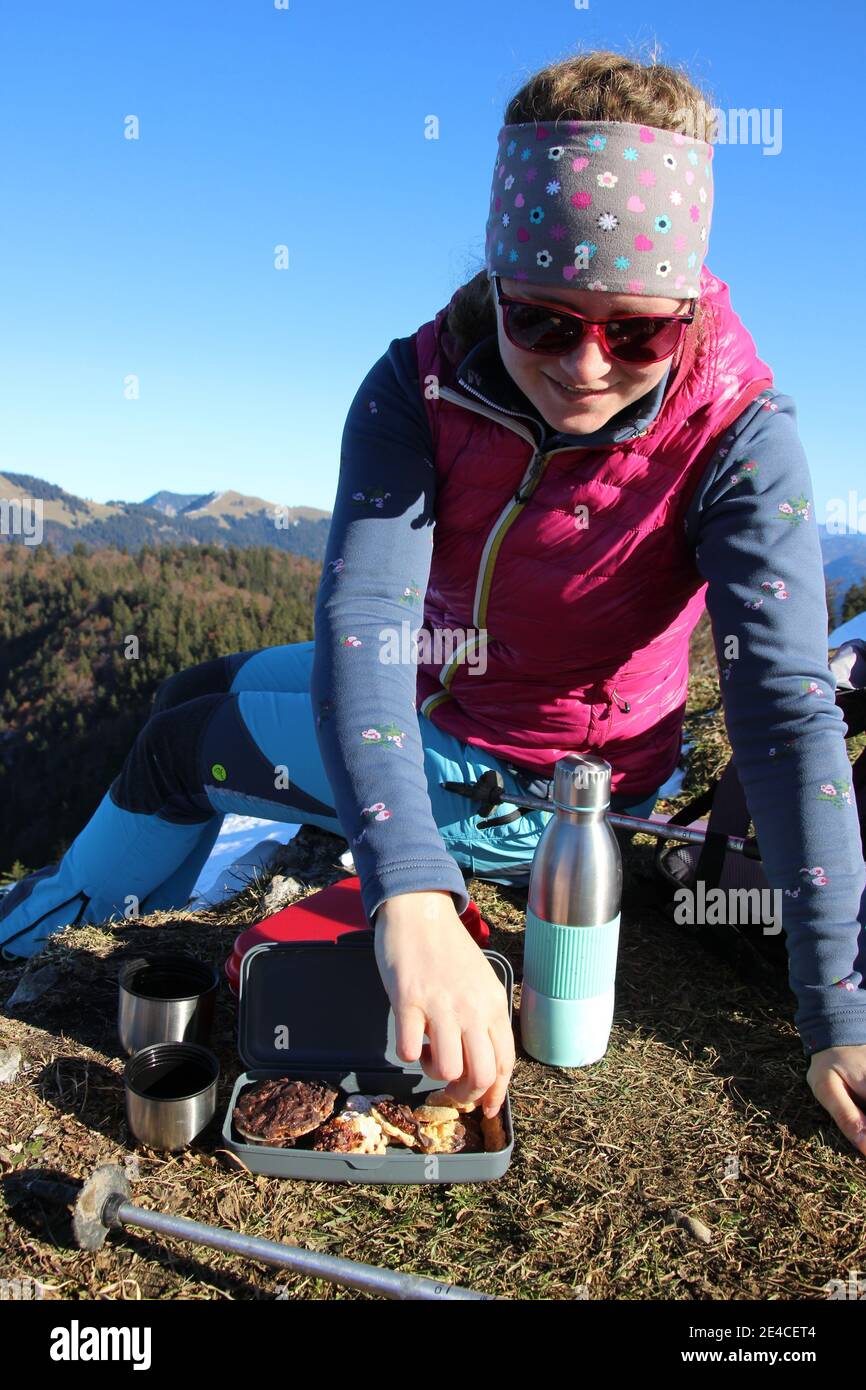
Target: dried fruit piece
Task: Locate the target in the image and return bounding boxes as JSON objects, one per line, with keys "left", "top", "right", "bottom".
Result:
{"left": 481, "top": 1112, "right": 508, "bottom": 1153}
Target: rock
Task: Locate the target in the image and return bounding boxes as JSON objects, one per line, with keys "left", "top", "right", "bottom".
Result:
{"left": 0, "top": 1046, "right": 22, "bottom": 1084}
{"left": 667, "top": 1206, "right": 713, "bottom": 1244}
{"left": 6, "top": 965, "right": 63, "bottom": 1008}
{"left": 262, "top": 875, "right": 304, "bottom": 914}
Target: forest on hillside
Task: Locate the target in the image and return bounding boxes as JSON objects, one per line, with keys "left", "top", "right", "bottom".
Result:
{"left": 1, "top": 542, "right": 864, "bottom": 881}
{"left": 0, "top": 541, "right": 320, "bottom": 876}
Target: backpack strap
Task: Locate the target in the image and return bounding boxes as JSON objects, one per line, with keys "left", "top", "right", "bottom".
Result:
{"left": 692, "top": 758, "right": 754, "bottom": 890}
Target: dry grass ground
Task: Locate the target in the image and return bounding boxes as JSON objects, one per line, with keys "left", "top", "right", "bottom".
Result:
{"left": 1, "top": 615, "right": 864, "bottom": 1301}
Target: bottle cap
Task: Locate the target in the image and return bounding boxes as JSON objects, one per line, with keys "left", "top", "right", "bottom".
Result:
{"left": 552, "top": 754, "right": 612, "bottom": 813}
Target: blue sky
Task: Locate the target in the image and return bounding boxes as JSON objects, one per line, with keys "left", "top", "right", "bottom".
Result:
{"left": 0, "top": 0, "right": 862, "bottom": 517}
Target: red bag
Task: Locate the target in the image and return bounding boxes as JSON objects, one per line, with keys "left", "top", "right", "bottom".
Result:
{"left": 225, "top": 874, "right": 490, "bottom": 994}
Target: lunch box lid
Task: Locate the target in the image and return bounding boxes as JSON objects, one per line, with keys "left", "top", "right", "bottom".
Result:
{"left": 237, "top": 936, "right": 514, "bottom": 1074}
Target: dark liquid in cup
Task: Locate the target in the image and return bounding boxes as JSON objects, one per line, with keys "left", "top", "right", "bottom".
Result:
{"left": 130, "top": 969, "right": 204, "bottom": 1000}
{"left": 139, "top": 1063, "right": 211, "bottom": 1098}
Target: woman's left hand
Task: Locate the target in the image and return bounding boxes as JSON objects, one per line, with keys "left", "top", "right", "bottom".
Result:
{"left": 806, "top": 1045, "right": 866, "bottom": 1156}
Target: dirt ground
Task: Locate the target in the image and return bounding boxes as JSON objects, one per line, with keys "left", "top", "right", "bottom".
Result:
{"left": 1, "top": 817, "right": 864, "bottom": 1302}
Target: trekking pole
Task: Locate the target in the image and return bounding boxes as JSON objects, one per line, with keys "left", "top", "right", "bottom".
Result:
{"left": 21, "top": 1167, "right": 496, "bottom": 1301}
{"left": 611, "top": 809, "right": 760, "bottom": 858}
{"left": 443, "top": 772, "right": 762, "bottom": 860}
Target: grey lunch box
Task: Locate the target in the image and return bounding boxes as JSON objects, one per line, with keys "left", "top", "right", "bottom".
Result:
{"left": 221, "top": 936, "right": 515, "bottom": 1183}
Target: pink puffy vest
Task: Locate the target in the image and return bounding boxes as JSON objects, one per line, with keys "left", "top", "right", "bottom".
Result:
{"left": 412, "top": 264, "right": 774, "bottom": 795}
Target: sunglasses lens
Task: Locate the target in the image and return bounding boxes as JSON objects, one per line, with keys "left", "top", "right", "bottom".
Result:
{"left": 604, "top": 317, "right": 683, "bottom": 363}
{"left": 506, "top": 306, "right": 577, "bottom": 354}
{"left": 505, "top": 306, "right": 685, "bottom": 363}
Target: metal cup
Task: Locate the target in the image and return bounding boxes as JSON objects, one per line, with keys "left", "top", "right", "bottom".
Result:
{"left": 117, "top": 954, "right": 219, "bottom": 1056}
{"left": 124, "top": 1042, "right": 220, "bottom": 1151}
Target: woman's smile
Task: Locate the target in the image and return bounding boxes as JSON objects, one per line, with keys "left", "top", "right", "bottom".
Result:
{"left": 543, "top": 373, "right": 612, "bottom": 400}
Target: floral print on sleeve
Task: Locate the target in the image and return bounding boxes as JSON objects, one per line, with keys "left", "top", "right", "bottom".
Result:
{"left": 360, "top": 723, "right": 408, "bottom": 750}
{"left": 351, "top": 488, "right": 392, "bottom": 508}
{"left": 399, "top": 581, "right": 423, "bottom": 608}
{"left": 744, "top": 578, "right": 790, "bottom": 609}
{"left": 730, "top": 458, "right": 759, "bottom": 486}
{"left": 785, "top": 865, "right": 830, "bottom": 897}
{"left": 352, "top": 801, "right": 393, "bottom": 848}
{"left": 818, "top": 778, "right": 854, "bottom": 809}
{"left": 777, "top": 494, "right": 811, "bottom": 525}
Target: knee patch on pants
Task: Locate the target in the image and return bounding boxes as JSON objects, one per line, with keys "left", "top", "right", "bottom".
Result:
{"left": 199, "top": 694, "right": 338, "bottom": 819}
{"left": 111, "top": 695, "right": 225, "bottom": 822}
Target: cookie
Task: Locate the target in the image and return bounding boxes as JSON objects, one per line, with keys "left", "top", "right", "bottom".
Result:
{"left": 232, "top": 1078, "right": 338, "bottom": 1147}
{"left": 369, "top": 1100, "right": 419, "bottom": 1147}
{"left": 312, "top": 1112, "right": 387, "bottom": 1154}
{"left": 423, "top": 1090, "right": 478, "bottom": 1114}
{"left": 414, "top": 1103, "right": 459, "bottom": 1124}
{"left": 481, "top": 1112, "right": 508, "bottom": 1153}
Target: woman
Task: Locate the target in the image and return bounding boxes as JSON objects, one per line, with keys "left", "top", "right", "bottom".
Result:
{"left": 3, "top": 51, "right": 865, "bottom": 1154}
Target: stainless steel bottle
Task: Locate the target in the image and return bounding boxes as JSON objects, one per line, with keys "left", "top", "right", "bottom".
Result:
{"left": 520, "top": 753, "right": 622, "bottom": 1067}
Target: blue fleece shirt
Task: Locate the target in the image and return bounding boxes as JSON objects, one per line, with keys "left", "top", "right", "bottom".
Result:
{"left": 310, "top": 328, "right": 866, "bottom": 1057}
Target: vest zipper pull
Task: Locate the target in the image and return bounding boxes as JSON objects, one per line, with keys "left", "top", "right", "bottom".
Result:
{"left": 514, "top": 452, "right": 547, "bottom": 504}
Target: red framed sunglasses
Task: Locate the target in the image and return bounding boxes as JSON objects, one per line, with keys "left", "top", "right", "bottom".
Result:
{"left": 492, "top": 274, "right": 696, "bottom": 365}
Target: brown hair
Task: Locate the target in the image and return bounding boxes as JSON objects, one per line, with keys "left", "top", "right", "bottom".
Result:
{"left": 445, "top": 46, "right": 718, "bottom": 364}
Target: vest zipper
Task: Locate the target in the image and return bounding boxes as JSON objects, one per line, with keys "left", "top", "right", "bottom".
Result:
{"left": 450, "top": 375, "right": 546, "bottom": 431}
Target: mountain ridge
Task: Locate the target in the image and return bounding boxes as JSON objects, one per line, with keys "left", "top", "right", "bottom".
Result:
{"left": 0, "top": 472, "right": 331, "bottom": 562}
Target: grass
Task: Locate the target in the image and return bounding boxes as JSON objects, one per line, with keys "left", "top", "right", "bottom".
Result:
{"left": 1, "top": 614, "right": 864, "bottom": 1301}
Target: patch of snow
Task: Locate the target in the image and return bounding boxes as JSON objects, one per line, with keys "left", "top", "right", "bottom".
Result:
{"left": 189, "top": 814, "right": 300, "bottom": 909}
{"left": 829, "top": 611, "right": 866, "bottom": 647}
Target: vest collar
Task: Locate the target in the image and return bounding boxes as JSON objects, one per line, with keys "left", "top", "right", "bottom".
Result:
{"left": 452, "top": 334, "right": 671, "bottom": 449}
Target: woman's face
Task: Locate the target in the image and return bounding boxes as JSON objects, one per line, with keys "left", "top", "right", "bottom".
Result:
{"left": 495, "top": 276, "right": 693, "bottom": 434}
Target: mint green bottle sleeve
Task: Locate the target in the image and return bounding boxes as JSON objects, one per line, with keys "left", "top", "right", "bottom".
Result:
{"left": 520, "top": 909, "right": 621, "bottom": 1067}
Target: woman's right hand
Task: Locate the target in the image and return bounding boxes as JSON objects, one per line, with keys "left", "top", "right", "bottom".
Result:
{"left": 373, "top": 889, "right": 515, "bottom": 1117}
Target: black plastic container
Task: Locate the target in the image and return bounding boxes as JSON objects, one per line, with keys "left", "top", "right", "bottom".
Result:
{"left": 221, "top": 937, "right": 515, "bottom": 1183}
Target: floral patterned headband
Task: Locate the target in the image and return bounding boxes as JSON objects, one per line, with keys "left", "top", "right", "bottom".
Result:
{"left": 484, "top": 119, "right": 714, "bottom": 299}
